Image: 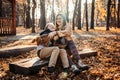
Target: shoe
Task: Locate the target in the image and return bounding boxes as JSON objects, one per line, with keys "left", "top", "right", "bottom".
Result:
{"left": 63, "top": 67, "right": 70, "bottom": 74}
{"left": 78, "top": 60, "right": 89, "bottom": 71}
{"left": 71, "top": 65, "right": 82, "bottom": 75}
{"left": 47, "top": 67, "right": 56, "bottom": 74}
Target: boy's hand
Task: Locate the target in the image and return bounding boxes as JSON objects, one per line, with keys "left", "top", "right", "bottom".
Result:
{"left": 48, "top": 31, "right": 57, "bottom": 39}
{"left": 53, "top": 35, "right": 59, "bottom": 40}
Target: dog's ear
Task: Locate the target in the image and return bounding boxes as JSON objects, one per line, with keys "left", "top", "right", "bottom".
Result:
{"left": 31, "top": 36, "right": 40, "bottom": 43}
{"left": 31, "top": 38, "right": 36, "bottom": 43}
{"left": 36, "top": 37, "right": 42, "bottom": 45}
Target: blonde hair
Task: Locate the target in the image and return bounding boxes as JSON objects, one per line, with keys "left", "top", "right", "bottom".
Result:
{"left": 44, "top": 23, "right": 55, "bottom": 30}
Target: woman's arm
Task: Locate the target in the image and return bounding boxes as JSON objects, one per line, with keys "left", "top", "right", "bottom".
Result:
{"left": 57, "top": 26, "right": 73, "bottom": 37}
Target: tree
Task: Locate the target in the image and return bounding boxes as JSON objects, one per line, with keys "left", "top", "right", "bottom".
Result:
{"left": 39, "top": 0, "right": 46, "bottom": 29}
{"left": 110, "top": 0, "right": 117, "bottom": 28}
{"left": 26, "top": 0, "right": 32, "bottom": 28}
{"left": 82, "top": 7, "right": 85, "bottom": 28}
{"left": 0, "top": 0, "right": 2, "bottom": 17}
{"left": 23, "top": 2, "right": 26, "bottom": 28}
{"left": 78, "top": 0, "right": 82, "bottom": 30}
{"left": 95, "top": 0, "right": 107, "bottom": 27}
{"left": 52, "top": 0, "right": 55, "bottom": 23}
{"left": 72, "top": 0, "right": 78, "bottom": 30}
{"left": 66, "top": 0, "right": 69, "bottom": 22}
{"left": 106, "top": 0, "right": 111, "bottom": 31}
{"left": 90, "top": 0, "right": 95, "bottom": 29}
{"left": 31, "top": 0, "right": 36, "bottom": 33}
{"left": 117, "top": 0, "right": 120, "bottom": 28}
{"left": 85, "top": 0, "right": 89, "bottom": 31}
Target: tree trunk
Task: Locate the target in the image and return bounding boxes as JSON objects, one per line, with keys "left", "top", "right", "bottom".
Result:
{"left": 52, "top": 0, "right": 55, "bottom": 24}
{"left": 31, "top": 0, "right": 36, "bottom": 33}
{"left": 113, "top": 0, "right": 117, "bottom": 28}
{"left": 106, "top": 0, "right": 111, "bottom": 31}
{"left": 82, "top": 6, "right": 85, "bottom": 28}
{"left": 26, "top": 0, "right": 32, "bottom": 28}
{"left": 72, "top": 0, "right": 78, "bottom": 30}
{"left": 23, "top": 2, "right": 26, "bottom": 28}
{"left": 117, "top": 0, "right": 120, "bottom": 28}
{"left": 90, "top": 0, "right": 95, "bottom": 29}
{"left": 66, "top": 0, "right": 69, "bottom": 22}
{"left": 0, "top": 0, "right": 2, "bottom": 17}
{"left": 39, "top": 0, "right": 46, "bottom": 29}
{"left": 85, "top": 0, "right": 89, "bottom": 31}
{"left": 78, "top": 0, "right": 82, "bottom": 30}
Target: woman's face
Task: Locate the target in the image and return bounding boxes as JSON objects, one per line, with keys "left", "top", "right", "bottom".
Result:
{"left": 56, "top": 15, "right": 63, "bottom": 29}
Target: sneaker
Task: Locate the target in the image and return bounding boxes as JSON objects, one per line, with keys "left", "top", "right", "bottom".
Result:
{"left": 47, "top": 67, "right": 56, "bottom": 74}
{"left": 71, "top": 65, "right": 81, "bottom": 75}
{"left": 63, "top": 67, "right": 70, "bottom": 74}
{"left": 78, "top": 60, "right": 89, "bottom": 71}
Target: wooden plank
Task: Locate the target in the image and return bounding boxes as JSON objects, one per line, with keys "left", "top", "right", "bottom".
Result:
{"left": 9, "top": 57, "right": 48, "bottom": 75}
{"left": 0, "top": 45, "right": 36, "bottom": 58}
{"left": 79, "top": 49, "right": 97, "bottom": 58}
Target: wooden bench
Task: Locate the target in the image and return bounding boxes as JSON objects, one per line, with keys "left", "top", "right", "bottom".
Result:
{"left": 9, "top": 57, "right": 48, "bottom": 75}
{"left": 9, "top": 49, "right": 97, "bottom": 75}
{"left": 79, "top": 49, "right": 97, "bottom": 58}
{"left": 0, "top": 45, "right": 36, "bottom": 58}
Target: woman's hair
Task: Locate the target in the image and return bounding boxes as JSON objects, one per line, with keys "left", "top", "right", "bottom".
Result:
{"left": 56, "top": 14, "right": 66, "bottom": 30}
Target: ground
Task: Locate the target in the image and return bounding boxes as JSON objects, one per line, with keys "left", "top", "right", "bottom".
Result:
{"left": 0, "top": 27, "right": 120, "bottom": 80}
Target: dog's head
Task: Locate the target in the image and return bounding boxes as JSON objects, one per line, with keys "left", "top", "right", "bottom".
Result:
{"left": 31, "top": 34, "right": 50, "bottom": 46}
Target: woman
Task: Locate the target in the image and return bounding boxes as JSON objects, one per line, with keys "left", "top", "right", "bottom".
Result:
{"left": 33, "top": 23, "right": 70, "bottom": 75}
{"left": 54, "top": 14, "right": 89, "bottom": 72}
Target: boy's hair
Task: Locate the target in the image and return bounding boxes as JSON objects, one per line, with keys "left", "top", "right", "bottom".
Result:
{"left": 44, "top": 23, "right": 55, "bottom": 30}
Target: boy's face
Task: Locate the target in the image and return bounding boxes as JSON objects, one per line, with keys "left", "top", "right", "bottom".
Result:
{"left": 48, "top": 24, "right": 56, "bottom": 31}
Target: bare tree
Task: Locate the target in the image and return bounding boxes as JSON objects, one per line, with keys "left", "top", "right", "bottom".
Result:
{"left": 0, "top": 0, "right": 2, "bottom": 17}
{"left": 78, "top": 0, "right": 82, "bottom": 30}
{"left": 23, "top": 2, "right": 26, "bottom": 28}
{"left": 26, "top": 0, "right": 32, "bottom": 28}
{"left": 82, "top": 6, "right": 85, "bottom": 27}
{"left": 110, "top": 0, "right": 117, "bottom": 28}
{"left": 72, "top": 0, "right": 78, "bottom": 30}
{"left": 106, "top": 0, "right": 111, "bottom": 31}
{"left": 66, "top": 0, "right": 69, "bottom": 22}
{"left": 90, "top": 0, "right": 95, "bottom": 29}
{"left": 117, "top": 0, "right": 120, "bottom": 28}
{"left": 52, "top": 0, "right": 55, "bottom": 23}
{"left": 31, "top": 0, "right": 36, "bottom": 33}
{"left": 39, "top": 0, "right": 46, "bottom": 29}
{"left": 85, "top": 0, "right": 89, "bottom": 31}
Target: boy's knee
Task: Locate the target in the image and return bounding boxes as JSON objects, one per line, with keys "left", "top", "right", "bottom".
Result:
{"left": 53, "top": 47, "right": 59, "bottom": 53}
{"left": 60, "top": 49, "right": 66, "bottom": 52}
{"left": 54, "top": 47, "right": 59, "bottom": 50}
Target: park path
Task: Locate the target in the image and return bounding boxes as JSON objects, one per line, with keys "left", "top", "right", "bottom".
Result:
{"left": 1, "top": 32, "right": 120, "bottom": 42}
